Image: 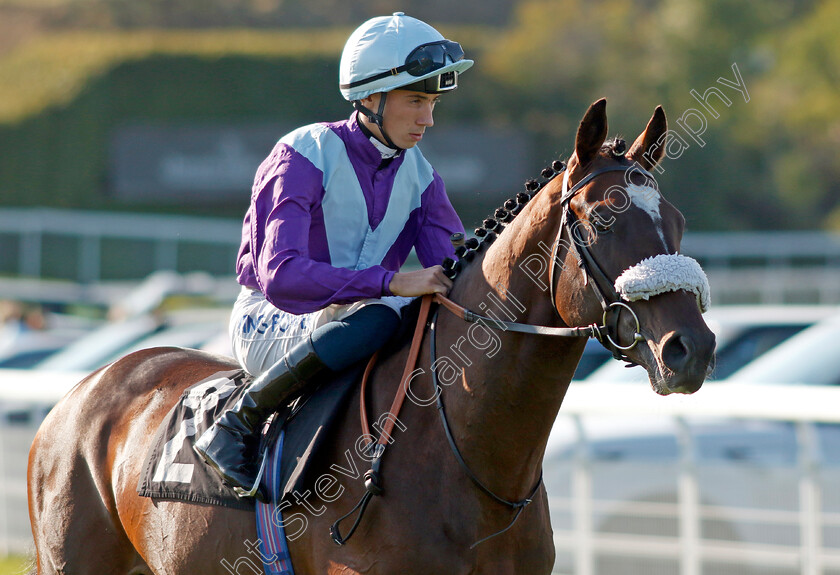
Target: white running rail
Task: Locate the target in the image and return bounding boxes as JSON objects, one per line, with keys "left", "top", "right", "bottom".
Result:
{"left": 549, "top": 383, "right": 840, "bottom": 575}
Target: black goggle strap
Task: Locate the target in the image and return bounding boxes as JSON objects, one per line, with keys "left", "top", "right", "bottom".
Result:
{"left": 341, "top": 40, "right": 464, "bottom": 90}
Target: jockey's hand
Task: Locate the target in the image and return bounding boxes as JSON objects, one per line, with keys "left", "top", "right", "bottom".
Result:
{"left": 389, "top": 265, "right": 453, "bottom": 297}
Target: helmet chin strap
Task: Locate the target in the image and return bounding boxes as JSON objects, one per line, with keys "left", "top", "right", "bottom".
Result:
{"left": 353, "top": 93, "right": 403, "bottom": 151}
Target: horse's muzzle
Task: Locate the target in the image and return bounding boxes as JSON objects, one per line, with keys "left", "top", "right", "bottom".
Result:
{"left": 657, "top": 327, "right": 716, "bottom": 394}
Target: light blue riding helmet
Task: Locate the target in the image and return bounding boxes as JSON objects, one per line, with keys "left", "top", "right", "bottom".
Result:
{"left": 340, "top": 12, "right": 474, "bottom": 101}
{"left": 339, "top": 12, "right": 474, "bottom": 149}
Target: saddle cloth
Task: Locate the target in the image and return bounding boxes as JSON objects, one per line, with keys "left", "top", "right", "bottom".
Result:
{"left": 136, "top": 363, "right": 364, "bottom": 574}
{"left": 136, "top": 369, "right": 256, "bottom": 510}
{"left": 137, "top": 361, "right": 362, "bottom": 501}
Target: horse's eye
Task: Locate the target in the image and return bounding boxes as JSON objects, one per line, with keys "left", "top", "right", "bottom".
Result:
{"left": 592, "top": 216, "right": 614, "bottom": 234}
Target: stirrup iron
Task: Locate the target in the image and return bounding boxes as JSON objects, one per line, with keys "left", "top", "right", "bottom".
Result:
{"left": 233, "top": 448, "right": 270, "bottom": 500}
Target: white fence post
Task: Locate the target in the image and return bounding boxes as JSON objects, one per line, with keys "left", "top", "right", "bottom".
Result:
{"left": 154, "top": 239, "right": 179, "bottom": 272}
{"left": 797, "top": 421, "right": 821, "bottom": 575}
{"left": 80, "top": 234, "right": 102, "bottom": 283}
{"left": 20, "top": 230, "right": 41, "bottom": 278}
{"left": 0, "top": 407, "right": 9, "bottom": 558}
{"left": 677, "top": 417, "right": 701, "bottom": 575}
{"left": 0, "top": 208, "right": 242, "bottom": 282}
{"left": 572, "top": 414, "right": 594, "bottom": 575}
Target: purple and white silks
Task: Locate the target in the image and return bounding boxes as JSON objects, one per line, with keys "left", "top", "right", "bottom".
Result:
{"left": 235, "top": 112, "right": 463, "bottom": 315}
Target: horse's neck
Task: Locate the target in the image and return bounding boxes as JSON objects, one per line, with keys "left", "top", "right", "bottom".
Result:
{"left": 439, "top": 191, "right": 587, "bottom": 496}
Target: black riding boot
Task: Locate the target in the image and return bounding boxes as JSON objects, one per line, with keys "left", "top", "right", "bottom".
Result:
{"left": 193, "top": 337, "right": 328, "bottom": 500}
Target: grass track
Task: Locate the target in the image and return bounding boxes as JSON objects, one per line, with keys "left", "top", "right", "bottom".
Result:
{"left": 0, "top": 556, "right": 30, "bottom": 575}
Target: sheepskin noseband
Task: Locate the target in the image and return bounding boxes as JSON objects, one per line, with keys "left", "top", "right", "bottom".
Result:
{"left": 614, "top": 253, "right": 710, "bottom": 312}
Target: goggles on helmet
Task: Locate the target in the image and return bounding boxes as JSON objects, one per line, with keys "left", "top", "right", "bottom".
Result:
{"left": 403, "top": 41, "right": 465, "bottom": 77}
{"left": 341, "top": 40, "right": 465, "bottom": 91}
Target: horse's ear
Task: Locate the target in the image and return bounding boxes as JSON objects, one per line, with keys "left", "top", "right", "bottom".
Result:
{"left": 574, "top": 98, "right": 608, "bottom": 168}
{"left": 628, "top": 105, "right": 667, "bottom": 170}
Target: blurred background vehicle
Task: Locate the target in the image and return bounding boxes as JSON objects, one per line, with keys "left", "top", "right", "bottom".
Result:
{"left": 554, "top": 308, "right": 840, "bottom": 472}
{"left": 32, "top": 306, "right": 228, "bottom": 373}
{"left": 720, "top": 312, "right": 840, "bottom": 387}
{"left": 582, "top": 305, "right": 836, "bottom": 384}
{"left": 572, "top": 339, "right": 615, "bottom": 380}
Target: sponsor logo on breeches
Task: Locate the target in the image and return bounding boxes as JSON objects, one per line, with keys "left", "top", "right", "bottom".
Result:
{"left": 241, "top": 313, "right": 308, "bottom": 336}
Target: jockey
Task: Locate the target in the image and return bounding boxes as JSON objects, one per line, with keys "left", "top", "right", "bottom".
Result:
{"left": 194, "top": 12, "right": 473, "bottom": 498}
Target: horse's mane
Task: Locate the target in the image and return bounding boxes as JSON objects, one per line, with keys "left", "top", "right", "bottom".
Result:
{"left": 600, "top": 137, "right": 628, "bottom": 157}
{"left": 442, "top": 137, "right": 627, "bottom": 282}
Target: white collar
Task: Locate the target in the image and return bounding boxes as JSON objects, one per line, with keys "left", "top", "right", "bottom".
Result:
{"left": 368, "top": 135, "right": 400, "bottom": 159}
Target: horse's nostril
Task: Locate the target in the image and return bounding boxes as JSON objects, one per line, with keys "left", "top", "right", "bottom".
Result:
{"left": 662, "top": 332, "right": 693, "bottom": 372}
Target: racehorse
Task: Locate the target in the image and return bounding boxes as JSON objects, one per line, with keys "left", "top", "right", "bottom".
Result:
{"left": 27, "top": 99, "right": 715, "bottom": 575}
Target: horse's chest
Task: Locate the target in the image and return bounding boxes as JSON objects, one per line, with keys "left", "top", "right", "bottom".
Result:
{"left": 339, "top": 508, "right": 554, "bottom": 574}
{"left": 326, "top": 543, "right": 553, "bottom": 575}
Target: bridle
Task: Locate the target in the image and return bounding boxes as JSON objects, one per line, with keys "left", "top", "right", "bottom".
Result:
{"left": 435, "top": 160, "right": 658, "bottom": 361}
{"left": 548, "top": 161, "right": 658, "bottom": 360}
